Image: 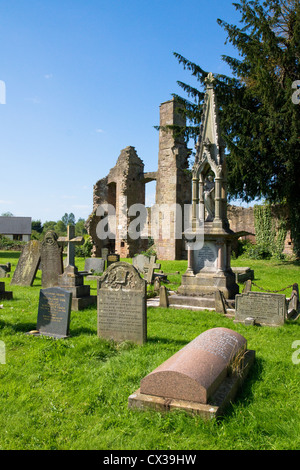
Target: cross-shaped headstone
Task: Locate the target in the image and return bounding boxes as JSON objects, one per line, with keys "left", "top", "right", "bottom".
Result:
{"left": 58, "top": 225, "right": 84, "bottom": 273}
{"left": 144, "top": 255, "right": 161, "bottom": 284}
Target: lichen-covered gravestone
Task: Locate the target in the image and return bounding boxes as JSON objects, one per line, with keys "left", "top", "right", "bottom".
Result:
{"left": 10, "top": 240, "right": 41, "bottom": 286}
{"left": 235, "top": 291, "right": 287, "bottom": 326}
{"left": 97, "top": 262, "right": 147, "bottom": 345}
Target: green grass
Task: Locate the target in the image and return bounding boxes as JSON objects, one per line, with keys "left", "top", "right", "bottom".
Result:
{"left": 0, "top": 251, "right": 299, "bottom": 450}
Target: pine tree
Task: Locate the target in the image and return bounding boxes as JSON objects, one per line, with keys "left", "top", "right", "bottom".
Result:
{"left": 173, "top": 0, "right": 300, "bottom": 256}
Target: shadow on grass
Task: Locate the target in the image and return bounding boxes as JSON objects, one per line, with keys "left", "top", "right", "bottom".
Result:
{"left": 216, "top": 356, "right": 265, "bottom": 421}
{"left": 147, "top": 336, "right": 189, "bottom": 347}
{"left": 0, "top": 251, "right": 21, "bottom": 260}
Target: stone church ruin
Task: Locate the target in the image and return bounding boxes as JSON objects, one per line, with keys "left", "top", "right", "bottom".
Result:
{"left": 87, "top": 85, "right": 293, "bottom": 261}
{"left": 86, "top": 98, "right": 192, "bottom": 260}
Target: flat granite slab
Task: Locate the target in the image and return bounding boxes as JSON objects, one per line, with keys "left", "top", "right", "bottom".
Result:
{"left": 128, "top": 349, "right": 255, "bottom": 420}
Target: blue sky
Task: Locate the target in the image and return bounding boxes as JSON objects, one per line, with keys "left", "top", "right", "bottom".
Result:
{"left": 0, "top": 0, "right": 245, "bottom": 223}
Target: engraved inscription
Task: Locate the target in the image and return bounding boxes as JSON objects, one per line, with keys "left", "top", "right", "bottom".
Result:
{"left": 97, "top": 262, "right": 147, "bottom": 344}
{"left": 99, "top": 291, "right": 144, "bottom": 335}
{"left": 183, "top": 328, "right": 243, "bottom": 361}
{"left": 37, "top": 287, "right": 72, "bottom": 337}
{"left": 235, "top": 292, "right": 286, "bottom": 325}
{"left": 194, "top": 242, "right": 217, "bottom": 272}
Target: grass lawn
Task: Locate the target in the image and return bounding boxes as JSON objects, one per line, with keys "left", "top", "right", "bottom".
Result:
{"left": 0, "top": 251, "right": 299, "bottom": 450}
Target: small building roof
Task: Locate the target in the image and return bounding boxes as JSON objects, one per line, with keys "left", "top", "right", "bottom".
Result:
{"left": 0, "top": 217, "right": 32, "bottom": 235}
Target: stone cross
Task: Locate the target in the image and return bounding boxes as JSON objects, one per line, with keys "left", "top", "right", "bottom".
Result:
{"left": 58, "top": 225, "right": 84, "bottom": 272}
{"left": 144, "top": 256, "right": 161, "bottom": 284}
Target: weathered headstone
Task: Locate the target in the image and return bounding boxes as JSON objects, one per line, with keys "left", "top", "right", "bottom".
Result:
{"left": 10, "top": 240, "right": 41, "bottom": 286}
{"left": 106, "top": 253, "right": 120, "bottom": 268}
{"left": 243, "top": 279, "right": 252, "bottom": 294}
{"left": 97, "top": 262, "right": 147, "bottom": 345}
{"left": 101, "top": 248, "right": 109, "bottom": 261}
{"left": 215, "top": 290, "right": 226, "bottom": 314}
{"left": 132, "top": 254, "right": 149, "bottom": 274}
{"left": 29, "top": 287, "right": 72, "bottom": 338}
{"left": 0, "top": 263, "right": 11, "bottom": 278}
{"left": 128, "top": 327, "right": 255, "bottom": 419}
{"left": 0, "top": 282, "right": 13, "bottom": 300}
{"left": 153, "top": 277, "right": 161, "bottom": 292}
{"left": 84, "top": 258, "right": 105, "bottom": 274}
{"left": 159, "top": 285, "right": 169, "bottom": 308}
{"left": 41, "top": 230, "right": 63, "bottom": 288}
{"left": 287, "top": 283, "right": 299, "bottom": 320}
{"left": 144, "top": 256, "right": 161, "bottom": 284}
{"left": 235, "top": 291, "right": 287, "bottom": 326}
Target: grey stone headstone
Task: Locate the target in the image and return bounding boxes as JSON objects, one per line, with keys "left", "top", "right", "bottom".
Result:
{"left": 132, "top": 254, "right": 149, "bottom": 274}
{"left": 235, "top": 291, "right": 287, "bottom": 326}
{"left": 0, "top": 263, "right": 11, "bottom": 278}
{"left": 159, "top": 285, "right": 169, "bottom": 308}
{"left": 84, "top": 258, "right": 105, "bottom": 274}
{"left": 36, "top": 287, "right": 72, "bottom": 338}
{"left": 97, "top": 262, "right": 147, "bottom": 345}
{"left": 41, "top": 231, "right": 63, "bottom": 288}
{"left": 101, "top": 248, "right": 109, "bottom": 261}
{"left": 11, "top": 240, "right": 41, "bottom": 286}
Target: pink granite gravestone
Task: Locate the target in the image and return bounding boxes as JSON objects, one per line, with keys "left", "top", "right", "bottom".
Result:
{"left": 140, "top": 327, "right": 247, "bottom": 404}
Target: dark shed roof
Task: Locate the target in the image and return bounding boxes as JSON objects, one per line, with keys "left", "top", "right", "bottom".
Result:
{"left": 0, "top": 217, "right": 32, "bottom": 235}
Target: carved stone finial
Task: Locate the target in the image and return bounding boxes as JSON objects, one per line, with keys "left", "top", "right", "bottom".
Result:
{"left": 205, "top": 72, "right": 215, "bottom": 88}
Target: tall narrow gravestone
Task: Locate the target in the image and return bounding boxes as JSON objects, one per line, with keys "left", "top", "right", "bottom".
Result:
{"left": 97, "top": 262, "right": 147, "bottom": 345}
{"left": 41, "top": 230, "right": 63, "bottom": 288}
{"left": 128, "top": 327, "right": 255, "bottom": 419}
{"left": 11, "top": 240, "right": 41, "bottom": 286}
{"left": 28, "top": 287, "right": 72, "bottom": 339}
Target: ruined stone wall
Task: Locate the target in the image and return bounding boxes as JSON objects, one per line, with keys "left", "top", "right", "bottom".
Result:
{"left": 154, "top": 99, "right": 192, "bottom": 260}
{"left": 227, "top": 204, "right": 293, "bottom": 256}
{"left": 87, "top": 147, "right": 148, "bottom": 258}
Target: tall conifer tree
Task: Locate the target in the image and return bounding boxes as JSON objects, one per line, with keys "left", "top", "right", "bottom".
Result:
{"left": 173, "top": 0, "right": 300, "bottom": 256}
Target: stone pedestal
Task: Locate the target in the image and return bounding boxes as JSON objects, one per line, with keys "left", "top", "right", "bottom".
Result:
{"left": 178, "top": 225, "right": 239, "bottom": 302}
{"left": 58, "top": 266, "right": 96, "bottom": 311}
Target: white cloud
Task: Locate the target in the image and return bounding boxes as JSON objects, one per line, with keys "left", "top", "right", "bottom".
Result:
{"left": 44, "top": 74, "right": 53, "bottom": 79}
{"left": 96, "top": 128, "right": 104, "bottom": 133}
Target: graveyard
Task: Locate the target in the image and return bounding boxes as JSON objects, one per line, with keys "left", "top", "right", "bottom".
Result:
{"left": 0, "top": 0, "right": 298, "bottom": 455}
{"left": 0, "top": 248, "right": 299, "bottom": 451}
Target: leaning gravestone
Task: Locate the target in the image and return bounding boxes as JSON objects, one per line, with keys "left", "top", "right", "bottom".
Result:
{"left": 235, "top": 291, "right": 287, "bottom": 326}
{"left": 97, "top": 262, "right": 147, "bottom": 345}
{"left": 28, "top": 287, "right": 72, "bottom": 339}
{"left": 40, "top": 230, "right": 63, "bottom": 288}
{"left": 128, "top": 327, "right": 255, "bottom": 419}
{"left": 11, "top": 240, "right": 41, "bottom": 286}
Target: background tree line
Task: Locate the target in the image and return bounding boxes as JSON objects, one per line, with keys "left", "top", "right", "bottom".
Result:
{"left": 31, "top": 213, "right": 87, "bottom": 240}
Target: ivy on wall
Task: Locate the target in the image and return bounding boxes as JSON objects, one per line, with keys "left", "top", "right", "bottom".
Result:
{"left": 253, "top": 204, "right": 287, "bottom": 259}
